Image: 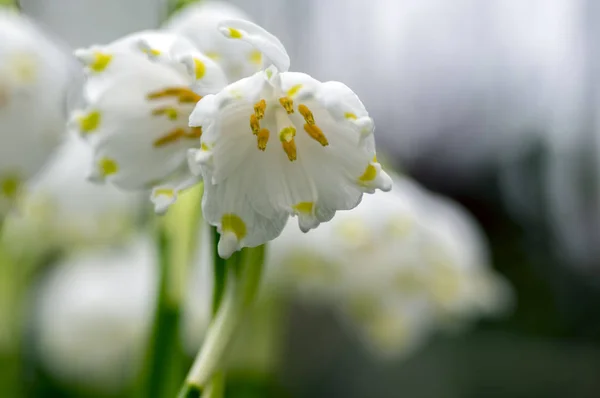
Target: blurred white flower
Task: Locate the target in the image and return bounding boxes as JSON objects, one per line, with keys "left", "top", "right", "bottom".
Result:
{"left": 164, "top": 1, "right": 262, "bottom": 81}
{"left": 69, "top": 30, "right": 227, "bottom": 213}
{"left": 189, "top": 19, "right": 392, "bottom": 258}
{"left": 3, "top": 134, "right": 141, "bottom": 251}
{"left": 266, "top": 175, "right": 512, "bottom": 358}
{"left": 0, "top": 11, "right": 70, "bottom": 216}
{"left": 34, "top": 237, "right": 157, "bottom": 392}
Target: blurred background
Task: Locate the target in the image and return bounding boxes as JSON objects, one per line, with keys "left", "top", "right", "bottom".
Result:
{"left": 2, "top": 0, "right": 600, "bottom": 397}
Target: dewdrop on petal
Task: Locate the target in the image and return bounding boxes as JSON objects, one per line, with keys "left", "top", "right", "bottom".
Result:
{"left": 70, "top": 30, "right": 227, "bottom": 214}
{"left": 0, "top": 11, "right": 70, "bottom": 216}
{"left": 164, "top": 1, "right": 263, "bottom": 81}
{"left": 189, "top": 19, "right": 392, "bottom": 258}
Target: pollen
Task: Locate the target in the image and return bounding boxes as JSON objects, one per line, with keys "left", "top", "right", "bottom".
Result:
{"left": 77, "top": 110, "right": 101, "bottom": 134}
{"left": 154, "top": 128, "right": 185, "bottom": 147}
{"left": 1, "top": 175, "right": 20, "bottom": 199}
{"left": 250, "top": 114, "right": 260, "bottom": 135}
{"left": 279, "top": 126, "right": 296, "bottom": 143}
{"left": 293, "top": 202, "right": 314, "bottom": 214}
{"left": 358, "top": 163, "right": 377, "bottom": 183}
{"left": 89, "top": 51, "right": 112, "bottom": 73}
{"left": 221, "top": 213, "right": 247, "bottom": 240}
{"left": 304, "top": 124, "right": 329, "bottom": 146}
{"left": 193, "top": 58, "right": 206, "bottom": 80}
{"left": 344, "top": 112, "right": 358, "bottom": 120}
{"left": 228, "top": 28, "right": 243, "bottom": 39}
{"left": 249, "top": 49, "right": 262, "bottom": 66}
{"left": 152, "top": 106, "right": 179, "bottom": 120}
{"left": 287, "top": 84, "right": 303, "bottom": 97}
{"left": 147, "top": 87, "right": 202, "bottom": 104}
{"left": 254, "top": 99, "right": 267, "bottom": 120}
{"left": 256, "top": 128, "right": 270, "bottom": 151}
{"left": 279, "top": 97, "right": 294, "bottom": 114}
{"left": 99, "top": 157, "right": 119, "bottom": 177}
{"left": 298, "top": 104, "right": 315, "bottom": 125}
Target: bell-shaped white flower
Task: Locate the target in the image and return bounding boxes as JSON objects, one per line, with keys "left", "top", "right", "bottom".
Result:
{"left": 0, "top": 11, "right": 71, "bottom": 216}
{"left": 189, "top": 20, "right": 392, "bottom": 258}
{"left": 164, "top": 1, "right": 262, "bottom": 81}
{"left": 70, "top": 30, "right": 227, "bottom": 214}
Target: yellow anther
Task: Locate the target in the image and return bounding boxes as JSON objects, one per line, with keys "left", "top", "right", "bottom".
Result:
{"left": 250, "top": 114, "right": 260, "bottom": 135}
{"left": 256, "top": 128, "right": 270, "bottom": 151}
{"left": 151, "top": 106, "right": 179, "bottom": 120}
{"left": 249, "top": 49, "right": 262, "bottom": 66}
{"left": 279, "top": 126, "right": 296, "bottom": 142}
{"left": 147, "top": 87, "right": 202, "bottom": 104}
{"left": 282, "top": 139, "right": 297, "bottom": 161}
{"left": 89, "top": 51, "right": 113, "bottom": 73}
{"left": 358, "top": 163, "right": 377, "bottom": 183}
{"left": 287, "top": 84, "right": 303, "bottom": 97}
{"left": 1, "top": 175, "right": 20, "bottom": 199}
{"left": 298, "top": 104, "right": 315, "bottom": 125}
{"left": 254, "top": 99, "right": 266, "bottom": 119}
{"left": 221, "top": 213, "right": 247, "bottom": 239}
{"left": 99, "top": 157, "right": 118, "bottom": 177}
{"left": 77, "top": 110, "right": 101, "bottom": 133}
{"left": 228, "top": 28, "right": 243, "bottom": 39}
{"left": 304, "top": 124, "right": 329, "bottom": 146}
{"left": 279, "top": 97, "right": 294, "bottom": 114}
{"left": 186, "top": 126, "right": 203, "bottom": 139}
{"left": 153, "top": 128, "right": 185, "bottom": 147}
{"left": 344, "top": 112, "right": 358, "bottom": 120}
{"left": 193, "top": 58, "right": 206, "bottom": 80}
{"left": 293, "top": 202, "right": 314, "bottom": 214}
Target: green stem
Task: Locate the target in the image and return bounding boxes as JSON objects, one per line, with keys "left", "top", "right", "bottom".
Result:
{"left": 178, "top": 244, "right": 266, "bottom": 398}
{"left": 211, "top": 227, "right": 227, "bottom": 316}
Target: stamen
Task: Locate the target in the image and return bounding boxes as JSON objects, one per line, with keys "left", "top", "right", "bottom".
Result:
{"left": 151, "top": 106, "right": 179, "bottom": 120}
{"left": 154, "top": 128, "right": 185, "bottom": 147}
{"left": 279, "top": 97, "right": 294, "bottom": 114}
{"left": 257, "top": 128, "right": 270, "bottom": 151}
{"left": 298, "top": 104, "right": 315, "bottom": 125}
{"left": 250, "top": 114, "right": 260, "bottom": 135}
{"left": 254, "top": 99, "right": 267, "bottom": 119}
{"left": 147, "top": 87, "right": 202, "bottom": 104}
{"left": 186, "top": 127, "right": 203, "bottom": 139}
{"left": 304, "top": 124, "right": 329, "bottom": 146}
{"left": 282, "top": 139, "right": 297, "bottom": 161}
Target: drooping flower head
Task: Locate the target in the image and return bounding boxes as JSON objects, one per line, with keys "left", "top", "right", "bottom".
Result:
{"left": 0, "top": 11, "right": 71, "bottom": 216}
{"left": 164, "top": 1, "right": 262, "bottom": 81}
{"left": 70, "top": 30, "right": 227, "bottom": 213}
{"left": 189, "top": 20, "right": 393, "bottom": 258}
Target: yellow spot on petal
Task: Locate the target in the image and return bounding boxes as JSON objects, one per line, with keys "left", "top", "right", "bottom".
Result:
{"left": 254, "top": 99, "right": 266, "bottom": 120}
{"left": 147, "top": 87, "right": 202, "bottom": 104}
{"left": 143, "top": 48, "right": 161, "bottom": 56}
{"left": 266, "top": 69, "right": 273, "bottom": 80}
{"left": 293, "top": 202, "right": 314, "bottom": 214}
{"left": 193, "top": 58, "right": 206, "bottom": 80}
{"left": 279, "top": 97, "right": 294, "bottom": 114}
{"left": 201, "top": 142, "right": 211, "bottom": 151}
{"left": 205, "top": 51, "right": 220, "bottom": 60}
{"left": 287, "top": 84, "right": 303, "bottom": 97}
{"left": 228, "top": 28, "right": 243, "bottom": 39}
{"left": 304, "top": 124, "right": 328, "bottom": 146}
{"left": 77, "top": 110, "right": 101, "bottom": 134}
{"left": 345, "top": 112, "right": 357, "bottom": 120}
{"left": 298, "top": 104, "right": 315, "bottom": 125}
{"left": 249, "top": 49, "right": 262, "bottom": 66}
{"left": 1, "top": 175, "right": 20, "bottom": 199}
{"left": 151, "top": 106, "right": 179, "bottom": 120}
{"left": 154, "top": 188, "right": 174, "bottom": 198}
{"left": 221, "top": 213, "right": 247, "bottom": 240}
{"left": 99, "top": 157, "right": 118, "bottom": 177}
{"left": 89, "top": 51, "right": 113, "bottom": 73}
{"left": 358, "top": 163, "right": 377, "bottom": 183}
{"left": 257, "top": 128, "right": 270, "bottom": 151}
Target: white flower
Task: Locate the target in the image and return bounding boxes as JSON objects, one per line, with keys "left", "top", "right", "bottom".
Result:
{"left": 0, "top": 11, "right": 70, "bottom": 216}
{"left": 189, "top": 20, "right": 392, "bottom": 258}
{"left": 3, "top": 134, "right": 142, "bottom": 251}
{"left": 69, "top": 30, "right": 227, "bottom": 213}
{"left": 164, "top": 1, "right": 262, "bottom": 81}
{"left": 34, "top": 237, "right": 157, "bottom": 392}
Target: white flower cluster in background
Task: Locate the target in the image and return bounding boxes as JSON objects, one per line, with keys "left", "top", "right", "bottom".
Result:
{"left": 265, "top": 175, "right": 513, "bottom": 358}
{"left": 0, "top": 10, "right": 71, "bottom": 216}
